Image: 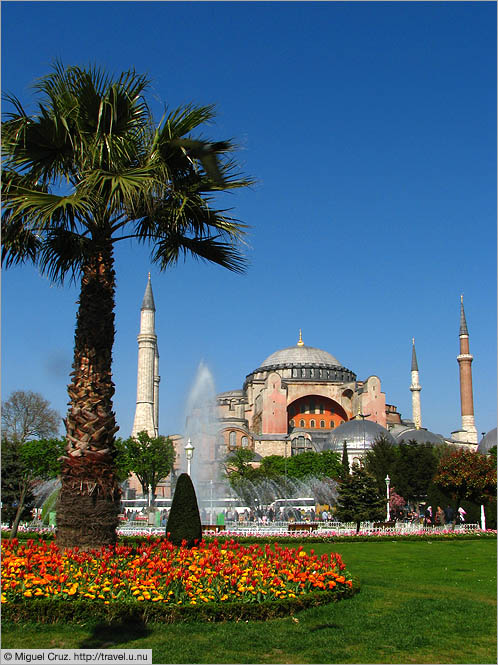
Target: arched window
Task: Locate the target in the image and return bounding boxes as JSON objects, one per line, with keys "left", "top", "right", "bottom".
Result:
{"left": 291, "top": 436, "right": 312, "bottom": 456}
{"left": 299, "top": 419, "right": 305, "bottom": 427}
{"left": 310, "top": 419, "right": 315, "bottom": 428}
{"left": 330, "top": 421, "right": 335, "bottom": 428}
{"left": 241, "top": 436, "right": 248, "bottom": 448}
{"left": 229, "top": 431, "right": 237, "bottom": 448}
{"left": 320, "top": 420, "right": 325, "bottom": 428}
{"left": 289, "top": 419, "right": 295, "bottom": 428}
{"left": 301, "top": 368, "right": 306, "bottom": 377}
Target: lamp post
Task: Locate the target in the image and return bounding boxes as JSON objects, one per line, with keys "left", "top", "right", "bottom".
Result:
{"left": 185, "top": 438, "right": 195, "bottom": 477}
{"left": 210, "top": 479, "right": 214, "bottom": 525}
{"left": 385, "top": 474, "right": 391, "bottom": 522}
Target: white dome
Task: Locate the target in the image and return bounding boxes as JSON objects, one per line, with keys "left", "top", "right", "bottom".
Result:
{"left": 260, "top": 345, "right": 342, "bottom": 369}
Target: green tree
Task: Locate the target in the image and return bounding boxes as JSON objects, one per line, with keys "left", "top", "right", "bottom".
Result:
{"left": 165, "top": 472, "right": 202, "bottom": 548}
{"left": 2, "top": 63, "right": 251, "bottom": 549}
{"left": 1, "top": 437, "right": 66, "bottom": 539}
{"left": 433, "top": 448, "right": 497, "bottom": 525}
{"left": 223, "top": 448, "right": 257, "bottom": 484}
{"left": 1, "top": 439, "right": 35, "bottom": 528}
{"left": 2, "top": 390, "right": 60, "bottom": 443}
{"left": 257, "top": 451, "right": 341, "bottom": 481}
{"left": 258, "top": 454, "right": 287, "bottom": 479}
{"left": 363, "top": 436, "right": 399, "bottom": 493}
{"left": 341, "top": 441, "right": 350, "bottom": 478}
{"left": 116, "top": 431, "right": 175, "bottom": 505}
{"left": 336, "top": 464, "right": 386, "bottom": 532}
{"left": 290, "top": 450, "right": 342, "bottom": 480}
{"left": 390, "top": 441, "right": 439, "bottom": 509}
{"left": 223, "top": 448, "right": 260, "bottom": 506}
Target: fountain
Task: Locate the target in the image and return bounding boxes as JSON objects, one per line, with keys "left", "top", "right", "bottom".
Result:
{"left": 182, "top": 361, "right": 340, "bottom": 524}
{"left": 29, "top": 477, "right": 60, "bottom": 525}
{"left": 230, "top": 476, "right": 338, "bottom": 515}
{"left": 183, "top": 361, "right": 233, "bottom": 522}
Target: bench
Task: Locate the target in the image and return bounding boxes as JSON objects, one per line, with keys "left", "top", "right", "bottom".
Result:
{"left": 288, "top": 522, "right": 318, "bottom": 533}
{"left": 373, "top": 521, "right": 396, "bottom": 529}
{"left": 201, "top": 524, "right": 225, "bottom": 534}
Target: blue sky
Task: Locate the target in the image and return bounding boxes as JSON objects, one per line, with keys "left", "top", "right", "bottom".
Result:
{"left": 2, "top": 1, "right": 496, "bottom": 442}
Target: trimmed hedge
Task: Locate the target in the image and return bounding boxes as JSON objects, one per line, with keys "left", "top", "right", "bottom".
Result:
{"left": 165, "top": 473, "right": 202, "bottom": 548}
{"left": 2, "top": 580, "right": 359, "bottom": 625}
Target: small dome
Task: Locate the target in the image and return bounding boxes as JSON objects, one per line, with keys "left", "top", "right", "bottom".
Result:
{"left": 260, "top": 344, "right": 342, "bottom": 369}
{"left": 325, "top": 419, "right": 397, "bottom": 452}
{"left": 392, "top": 427, "right": 446, "bottom": 446}
{"left": 478, "top": 428, "right": 497, "bottom": 454}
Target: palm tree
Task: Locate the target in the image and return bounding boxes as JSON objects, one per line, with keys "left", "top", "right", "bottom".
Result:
{"left": 2, "top": 63, "right": 252, "bottom": 550}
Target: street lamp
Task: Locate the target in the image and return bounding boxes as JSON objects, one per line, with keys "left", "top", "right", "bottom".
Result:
{"left": 185, "top": 438, "right": 195, "bottom": 476}
{"left": 385, "top": 474, "right": 391, "bottom": 522}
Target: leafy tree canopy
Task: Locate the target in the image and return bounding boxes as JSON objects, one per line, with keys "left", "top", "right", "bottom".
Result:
{"left": 336, "top": 464, "right": 386, "bottom": 531}
{"left": 115, "top": 431, "right": 175, "bottom": 501}
{"left": 1, "top": 436, "right": 65, "bottom": 537}
{"left": 433, "top": 448, "right": 497, "bottom": 508}
{"left": 363, "top": 435, "right": 399, "bottom": 492}
{"left": 390, "top": 441, "right": 439, "bottom": 504}
{"left": 258, "top": 450, "right": 342, "bottom": 481}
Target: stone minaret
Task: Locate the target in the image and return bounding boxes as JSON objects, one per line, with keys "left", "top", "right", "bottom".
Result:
{"left": 410, "top": 338, "right": 422, "bottom": 429}
{"left": 131, "top": 274, "right": 160, "bottom": 438}
{"left": 453, "top": 295, "right": 478, "bottom": 444}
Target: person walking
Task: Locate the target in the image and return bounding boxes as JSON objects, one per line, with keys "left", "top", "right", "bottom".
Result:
{"left": 436, "top": 506, "right": 445, "bottom": 526}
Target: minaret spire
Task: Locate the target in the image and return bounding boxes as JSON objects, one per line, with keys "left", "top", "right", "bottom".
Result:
{"left": 132, "top": 275, "right": 160, "bottom": 438}
{"left": 410, "top": 338, "right": 422, "bottom": 429}
{"left": 459, "top": 294, "right": 468, "bottom": 335}
{"left": 452, "top": 295, "right": 477, "bottom": 444}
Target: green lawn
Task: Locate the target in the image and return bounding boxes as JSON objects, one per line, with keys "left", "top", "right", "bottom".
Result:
{"left": 2, "top": 539, "right": 496, "bottom": 664}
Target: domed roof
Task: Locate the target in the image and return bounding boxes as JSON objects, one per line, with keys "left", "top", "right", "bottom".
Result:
{"left": 260, "top": 344, "right": 342, "bottom": 369}
{"left": 325, "top": 419, "right": 397, "bottom": 452}
{"left": 478, "top": 428, "right": 497, "bottom": 454}
{"left": 392, "top": 426, "right": 446, "bottom": 446}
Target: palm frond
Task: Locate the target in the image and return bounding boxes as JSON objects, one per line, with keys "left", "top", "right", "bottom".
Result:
{"left": 2, "top": 63, "right": 252, "bottom": 285}
{"left": 37, "top": 228, "right": 92, "bottom": 283}
{"left": 2, "top": 186, "right": 95, "bottom": 233}
{"left": 150, "top": 232, "right": 247, "bottom": 274}
{"left": 1, "top": 214, "right": 42, "bottom": 268}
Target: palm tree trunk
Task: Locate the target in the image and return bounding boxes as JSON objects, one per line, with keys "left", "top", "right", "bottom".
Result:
{"left": 56, "top": 240, "right": 121, "bottom": 550}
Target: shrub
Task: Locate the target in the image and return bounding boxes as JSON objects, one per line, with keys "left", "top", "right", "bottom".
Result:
{"left": 165, "top": 473, "right": 202, "bottom": 547}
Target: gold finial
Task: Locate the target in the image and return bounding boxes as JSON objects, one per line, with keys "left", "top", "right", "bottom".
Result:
{"left": 297, "top": 329, "right": 304, "bottom": 346}
{"left": 412, "top": 337, "right": 415, "bottom": 345}
{"left": 148, "top": 271, "right": 151, "bottom": 279}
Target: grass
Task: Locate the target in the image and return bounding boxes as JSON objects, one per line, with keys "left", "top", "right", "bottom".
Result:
{"left": 2, "top": 539, "right": 496, "bottom": 663}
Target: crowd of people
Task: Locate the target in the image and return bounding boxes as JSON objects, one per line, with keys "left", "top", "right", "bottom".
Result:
{"left": 121, "top": 503, "right": 468, "bottom": 527}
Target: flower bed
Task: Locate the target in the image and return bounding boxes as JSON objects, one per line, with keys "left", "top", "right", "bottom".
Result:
{"left": 1, "top": 538, "right": 358, "bottom": 624}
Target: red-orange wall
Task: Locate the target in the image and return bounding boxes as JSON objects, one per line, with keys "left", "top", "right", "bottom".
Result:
{"left": 288, "top": 396, "right": 349, "bottom": 432}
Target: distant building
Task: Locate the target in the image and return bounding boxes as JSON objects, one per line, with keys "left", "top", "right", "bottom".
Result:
{"left": 126, "top": 287, "right": 484, "bottom": 500}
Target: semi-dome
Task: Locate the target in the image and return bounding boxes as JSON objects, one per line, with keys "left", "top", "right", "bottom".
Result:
{"left": 391, "top": 426, "right": 446, "bottom": 446}
{"left": 324, "top": 419, "right": 397, "bottom": 452}
{"left": 260, "top": 344, "right": 342, "bottom": 369}
{"left": 478, "top": 428, "right": 497, "bottom": 454}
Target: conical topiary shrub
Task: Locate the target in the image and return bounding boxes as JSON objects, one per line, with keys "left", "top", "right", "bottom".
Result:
{"left": 165, "top": 473, "right": 202, "bottom": 547}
